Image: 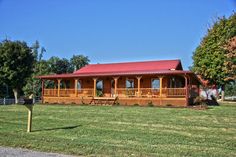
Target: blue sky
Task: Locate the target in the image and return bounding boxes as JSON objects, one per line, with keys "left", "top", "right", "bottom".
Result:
{"left": 0, "top": 0, "right": 235, "bottom": 69}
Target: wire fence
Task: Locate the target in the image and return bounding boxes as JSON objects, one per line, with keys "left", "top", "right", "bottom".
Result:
{"left": 0, "top": 98, "right": 42, "bottom": 105}
{"left": 225, "top": 96, "right": 236, "bottom": 101}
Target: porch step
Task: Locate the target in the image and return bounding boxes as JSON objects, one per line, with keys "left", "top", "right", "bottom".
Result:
{"left": 90, "top": 97, "right": 118, "bottom": 105}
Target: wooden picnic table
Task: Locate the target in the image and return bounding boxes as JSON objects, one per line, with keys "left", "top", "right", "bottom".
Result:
{"left": 90, "top": 97, "right": 118, "bottom": 105}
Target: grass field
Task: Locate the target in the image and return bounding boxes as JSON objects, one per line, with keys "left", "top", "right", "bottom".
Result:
{"left": 0, "top": 103, "right": 236, "bottom": 157}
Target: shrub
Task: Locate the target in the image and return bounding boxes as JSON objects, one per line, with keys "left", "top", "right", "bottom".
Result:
{"left": 114, "top": 102, "right": 120, "bottom": 106}
{"left": 96, "top": 90, "right": 103, "bottom": 97}
{"left": 147, "top": 101, "right": 154, "bottom": 107}
{"left": 81, "top": 97, "right": 85, "bottom": 104}
{"left": 166, "top": 104, "right": 172, "bottom": 107}
{"left": 193, "top": 96, "right": 206, "bottom": 106}
{"left": 133, "top": 103, "right": 139, "bottom": 106}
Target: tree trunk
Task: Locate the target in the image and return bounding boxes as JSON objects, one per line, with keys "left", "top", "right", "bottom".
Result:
{"left": 221, "top": 85, "right": 225, "bottom": 101}
{"left": 216, "top": 88, "right": 219, "bottom": 100}
{"left": 13, "top": 88, "right": 18, "bottom": 104}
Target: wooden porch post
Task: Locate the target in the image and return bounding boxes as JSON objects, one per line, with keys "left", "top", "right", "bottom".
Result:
{"left": 41, "top": 79, "right": 44, "bottom": 103}
{"left": 113, "top": 77, "right": 119, "bottom": 97}
{"left": 54, "top": 80, "right": 57, "bottom": 89}
{"left": 184, "top": 75, "right": 189, "bottom": 106}
{"left": 159, "top": 76, "right": 163, "bottom": 97}
{"left": 57, "top": 79, "right": 61, "bottom": 97}
{"left": 188, "top": 75, "right": 192, "bottom": 97}
{"left": 75, "top": 79, "right": 78, "bottom": 97}
{"left": 93, "top": 78, "right": 97, "bottom": 97}
{"left": 54, "top": 80, "right": 57, "bottom": 97}
{"left": 136, "top": 76, "right": 142, "bottom": 97}
{"left": 197, "top": 84, "right": 200, "bottom": 96}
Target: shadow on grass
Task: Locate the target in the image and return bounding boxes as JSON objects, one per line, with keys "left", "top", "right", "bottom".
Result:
{"left": 33, "top": 125, "right": 81, "bottom": 132}
{"left": 205, "top": 96, "right": 219, "bottom": 106}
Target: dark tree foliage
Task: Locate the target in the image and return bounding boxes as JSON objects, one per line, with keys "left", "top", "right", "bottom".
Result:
{"left": 0, "top": 40, "right": 34, "bottom": 103}
{"left": 70, "top": 55, "right": 90, "bottom": 71}
{"left": 48, "top": 57, "right": 73, "bottom": 74}
{"left": 23, "top": 41, "right": 50, "bottom": 97}
{"left": 0, "top": 84, "right": 10, "bottom": 98}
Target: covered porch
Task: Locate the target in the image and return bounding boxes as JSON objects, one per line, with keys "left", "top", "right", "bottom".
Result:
{"left": 41, "top": 73, "right": 200, "bottom": 106}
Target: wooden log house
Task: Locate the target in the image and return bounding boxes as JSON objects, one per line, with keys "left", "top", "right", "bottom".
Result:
{"left": 37, "top": 59, "right": 201, "bottom": 107}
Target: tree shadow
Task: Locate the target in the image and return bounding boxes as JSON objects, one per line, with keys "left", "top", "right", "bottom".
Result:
{"left": 32, "top": 125, "right": 81, "bottom": 132}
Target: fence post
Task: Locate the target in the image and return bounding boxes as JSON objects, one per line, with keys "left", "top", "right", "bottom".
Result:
{"left": 3, "top": 98, "right": 6, "bottom": 105}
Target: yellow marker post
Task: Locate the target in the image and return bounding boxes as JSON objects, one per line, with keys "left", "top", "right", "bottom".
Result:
{"left": 22, "top": 98, "right": 34, "bottom": 133}
{"left": 25, "top": 104, "right": 33, "bottom": 132}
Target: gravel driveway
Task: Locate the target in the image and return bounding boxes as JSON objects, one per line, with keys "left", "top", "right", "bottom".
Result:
{"left": 0, "top": 146, "right": 76, "bottom": 157}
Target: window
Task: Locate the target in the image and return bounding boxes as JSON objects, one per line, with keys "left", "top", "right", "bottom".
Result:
{"left": 126, "top": 79, "right": 134, "bottom": 88}
{"left": 77, "top": 80, "right": 82, "bottom": 90}
{"left": 96, "top": 80, "right": 103, "bottom": 90}
{"left": 151, "top": 78, "right": 160, "bottom": 89}
{"left": 96, "top": 80, "right": 103, "bottom": 96}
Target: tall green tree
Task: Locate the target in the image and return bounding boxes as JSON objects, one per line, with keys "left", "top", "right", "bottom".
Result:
{"left": 70, "top": 55, "right": 90, "bottom": 71}
{"left": 223, "top": 36, "right": 236, "bottom": 81}
{"left": 23, "top": 41, "right": 49, "bottom": 98}
{"left": 0, "top": 40, "right": 34, "bottom": 103}
{"left": 192, "top": 13, "right": 236, "bottom": 100}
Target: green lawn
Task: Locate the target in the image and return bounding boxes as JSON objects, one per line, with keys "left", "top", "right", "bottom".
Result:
{"left": 0, "top": 104, "right": 236, "bottom": 157}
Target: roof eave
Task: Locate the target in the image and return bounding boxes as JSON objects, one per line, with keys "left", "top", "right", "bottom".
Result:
{"left": 36, "top": 70, "right": 195, "bottom": 79}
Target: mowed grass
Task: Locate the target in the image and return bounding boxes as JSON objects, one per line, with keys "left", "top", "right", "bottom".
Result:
{"left": 0, "top": 104, "right": 236, "bottom": 157}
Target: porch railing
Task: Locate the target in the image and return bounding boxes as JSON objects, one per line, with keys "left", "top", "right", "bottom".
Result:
{"left": 43, "top": 88, "right": 186, "bottom": 98}
{"left": 60, "top": 89, "right": 75, "bottom": 97}
{"left": 116, "top": 88, "right": 138, "bottom": 97}
{"left": 140, "top": 88, "right": 160, "bottom": 97}
{"left": 44, "top": 89, "right": 57, "bottom": 97}
{"left": 116, "top": 88, "right": 160, "bottom": 98}
{"left": 44, "top": 88, "right": 94, "bottom": 97}
{"left": 163, "top": 88, "right": 186, "bottom": 96}
{"left": 77, "top": 88, "right": 94, "bottom": 97}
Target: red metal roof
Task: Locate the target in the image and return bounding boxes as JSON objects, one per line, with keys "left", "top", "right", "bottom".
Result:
{"left": 74, "top": 59, "right": 182, "bottom": 75}
{"left": 36, "top": 59, "right": 201, "bottom": 84}
{"left": 36, "top": 59, "right": 198, "bottom": 77}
